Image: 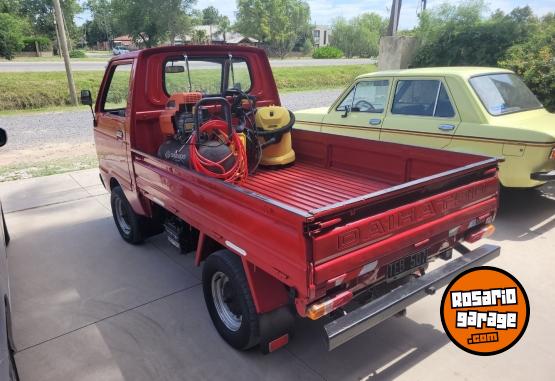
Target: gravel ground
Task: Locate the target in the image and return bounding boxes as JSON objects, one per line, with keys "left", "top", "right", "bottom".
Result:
{"left": 0, "top": 89, "right": 342, "bottom": 152}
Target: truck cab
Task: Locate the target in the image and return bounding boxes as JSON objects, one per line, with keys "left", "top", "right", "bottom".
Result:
{"left": 83, "top": 46, "right": 501, "bottom": 353}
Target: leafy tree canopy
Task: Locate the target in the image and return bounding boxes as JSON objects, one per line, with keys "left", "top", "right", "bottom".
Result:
{"left": 235, "top": 0, "right": 311, "bottom": 58}
{"left": 500, "top": 14, "right": 555, "bottom": 111}
{"left": 330, "top": 13, "right": 387, "bottom": 58}
{"left": 111, "top": 0, "right": 195, "bottom": 47}
{"left": 411, "top": 1, "right": 538, "bottom": 67}
{"left": 0, "top": 12, "right": 27, "bottom": 59}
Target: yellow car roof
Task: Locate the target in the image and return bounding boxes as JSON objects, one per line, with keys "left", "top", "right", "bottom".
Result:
{"left": 358, "top": 67, "right": 514, "bottom": 80}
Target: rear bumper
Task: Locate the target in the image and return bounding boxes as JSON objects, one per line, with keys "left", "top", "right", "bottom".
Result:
{"left": 531, "top": 170, "right": 555, "bottom": 182}
{"left": 323, "top": 244, "right": 500, "bottom": 350}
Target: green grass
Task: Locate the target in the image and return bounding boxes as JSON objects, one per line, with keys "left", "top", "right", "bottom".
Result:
{"left": 0, "top": 64, "right": 375, "bottom": 112}
{"left": 1, "top": 56, "right": 110, "bottom": 62}
{"left": 0, "top": 154, "right": 98, "bottom": 182}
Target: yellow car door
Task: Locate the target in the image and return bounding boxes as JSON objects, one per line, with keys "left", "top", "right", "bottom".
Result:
{"left": 320, "top": 78, "right": 392, "bottom": 140}
{"left": 380, "top": 77, "right": 460, "bottom": 148}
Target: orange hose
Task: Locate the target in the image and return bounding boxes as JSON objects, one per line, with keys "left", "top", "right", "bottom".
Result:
{"left": 189, "top": 120, "right": 248, "bottom": 183}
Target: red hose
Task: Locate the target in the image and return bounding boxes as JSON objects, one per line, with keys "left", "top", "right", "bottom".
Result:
{"left": 189, "top": 119, "right": 248, "bottom": 183}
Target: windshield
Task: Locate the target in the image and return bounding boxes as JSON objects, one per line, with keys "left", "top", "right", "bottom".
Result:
{"left": 469, "top": 73, "right": 542, "bottom": 116}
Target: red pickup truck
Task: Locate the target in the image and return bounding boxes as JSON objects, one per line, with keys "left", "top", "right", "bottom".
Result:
{"left": 81, "top": 45, "right": 501, "bottom": 353}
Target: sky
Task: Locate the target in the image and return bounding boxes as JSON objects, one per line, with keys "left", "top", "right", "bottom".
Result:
{"left": 78, "top": 0, "right": 555, "bottom": 30}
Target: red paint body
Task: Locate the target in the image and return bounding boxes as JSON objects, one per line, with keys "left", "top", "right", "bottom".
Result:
{"left": 93, "top": 45, "right": 500, "bottom": 318}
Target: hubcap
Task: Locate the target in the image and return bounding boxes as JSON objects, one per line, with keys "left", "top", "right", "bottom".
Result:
{"left": 114, "top": 197, "right": 132, "bottom": 235}
{"left": 211, "top": 271, "right": 242, "bottom": 331}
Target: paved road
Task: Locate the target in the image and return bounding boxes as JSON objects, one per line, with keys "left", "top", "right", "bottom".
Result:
{"left": 0, "top": 58, "right": 376, "bottom": 72}
{"left": 0, "top": 170, "right": 553, "bottom": 381}
{"left": 0, "top": 89, "right": 341, "bottom": 152}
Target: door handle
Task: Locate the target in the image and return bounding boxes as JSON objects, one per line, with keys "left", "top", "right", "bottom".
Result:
{"left": 438, "top": 124, "right": 455, "bottom": 131}
{"left": 116, "top": 129, "right": 124, "bottom": 140}
{"left": 369, "top": 118, "right": 382, "bottom": 126}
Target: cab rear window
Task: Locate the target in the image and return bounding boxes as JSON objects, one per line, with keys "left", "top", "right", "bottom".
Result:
{"left": 164, "top": 57, "right": 252, "bottom": 96}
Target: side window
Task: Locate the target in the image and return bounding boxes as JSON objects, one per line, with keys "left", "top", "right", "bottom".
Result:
{"left": 391, "top": 80, "right": 455, "bottom": 117}
{"left": 228, "top": 59, "right": 252, "bottom": 92}
{"left": 337, "top": 80, "right": 390, "bottom": 113}
{"left": 102, "top": 64, "right": 132, "bottom": 113}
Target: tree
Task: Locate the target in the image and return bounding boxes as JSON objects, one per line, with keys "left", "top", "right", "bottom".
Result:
{"left": 411, "top": 1, "right": 538, "bottom": 67}
{"left": 201, "top": 6, "right": 220, "bottom": 42}
{"left": 330, "top": 13, "right": 386, "bottom": 58}
{"left": 0, "top": 0, "right": 20, "bottom": 13}
{"left": 500, "top": 15, "right": 555, "bottom": 111}
{"left": 218, "top": 15, "right": 231, "bottom": 42}
{"left": 112, "top": 0, "right": 195, "bottom": 48}
{"left": 191, "top": 29, "right": 208, "bottom": 44}
{"left": 202, "top": 6, "right": 219, "bottom": 25}
{"left": 235, "top": 0, "right": 311, "bottom": 58}
{"left": 85, "top": 0, "right": 119, "bottom": 45}
{"left": 0, "top": 12, "right": 27, "bottom": 59}
{"left": 19, "top": 0, "right": 82, "bottom": 40}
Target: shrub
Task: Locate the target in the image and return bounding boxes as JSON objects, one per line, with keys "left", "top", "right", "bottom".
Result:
{"left": 0, "top": 13, "right": 26, "bottom": 60}
{"left": 301, "top": 39, "right": 313, "bottom": 56}
{"left": 499, "top": 16, "right": 555, "bottom": 112}
{"left": 69, "top": 50, "right": 86, "bottom": 58}
{"left": 313, "top": 46, "right": 343, "bottom": 59}
{"left": 22, "top": 36, "right": 52, "bottom": 52}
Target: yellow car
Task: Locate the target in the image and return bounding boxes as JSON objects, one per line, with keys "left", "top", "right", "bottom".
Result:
{"left": 295, "top": 67, "right": 555, "bottom": 188}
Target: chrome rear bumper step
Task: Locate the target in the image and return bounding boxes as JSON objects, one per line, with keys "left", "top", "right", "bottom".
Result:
{"left": 324, "top": 244, "right": 501, "bottom": 350}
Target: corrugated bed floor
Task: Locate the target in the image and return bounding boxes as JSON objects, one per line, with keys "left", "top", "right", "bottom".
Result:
{"left": 242, "top": 162, "right": 391, "bottom": 212}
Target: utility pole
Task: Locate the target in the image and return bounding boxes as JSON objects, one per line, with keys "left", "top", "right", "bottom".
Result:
{"left": 52, "top": 0, "right": 78, "bottom": 106}
{"left": 387, "top": 0, "right": 402, "bottom": 36}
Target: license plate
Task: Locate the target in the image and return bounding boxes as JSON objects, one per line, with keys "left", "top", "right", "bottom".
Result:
{"left": 387, "top": 250, "right": 428, "bottom": 281}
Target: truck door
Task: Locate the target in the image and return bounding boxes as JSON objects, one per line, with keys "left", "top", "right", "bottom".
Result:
{"left": 380, "top": 78, "right": 460, "bottom": 148}
{"left": 94, "top": 61, "right": 133, "bottom": 190}
{"left": 321, "top": 78, "right": 392, "bottom": 140}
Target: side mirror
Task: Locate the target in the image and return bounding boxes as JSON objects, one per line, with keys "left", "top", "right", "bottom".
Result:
{"left": 341, "top": 105, "right": 351, "bottom": 118}
{"left": 80, "top": 89, "right": 93, "bottom": 106}
{"left": 0, "top": 128, "right": 7, "bottom": 147}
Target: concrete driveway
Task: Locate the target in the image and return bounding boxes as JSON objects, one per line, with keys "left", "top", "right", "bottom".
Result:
{"left": 0, "top": 170, "right": 554, "bottom": 380}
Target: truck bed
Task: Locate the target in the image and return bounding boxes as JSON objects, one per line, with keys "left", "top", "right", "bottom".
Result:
{"left": 243, "top": 162, "right": 391, "bottom": 212}
{"left": 241, "top": 129, "right": 496, "bottom": 217}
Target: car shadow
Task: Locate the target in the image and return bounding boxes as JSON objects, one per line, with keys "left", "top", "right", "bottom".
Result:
{"left": 489, "top": 184, "right": 555, "bottom": 242}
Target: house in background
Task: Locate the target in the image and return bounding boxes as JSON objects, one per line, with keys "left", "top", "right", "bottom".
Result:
{"left": 113, "top": 35, "right": 135, "bottom": 49}
{"left": 177, "top": 25, "right": 258, "bottom": 46}
{"left": 313, "top": 25, "right": 331, "bottom": 48}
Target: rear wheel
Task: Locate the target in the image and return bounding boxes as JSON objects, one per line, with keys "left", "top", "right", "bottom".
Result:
{"left": 202, "top": 250, "right": 260, "bottom": 350}
{"left": 111, "top": 186, "right": 146, "bottom": 244}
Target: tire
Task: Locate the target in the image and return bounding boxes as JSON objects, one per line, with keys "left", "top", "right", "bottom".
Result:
{"left": 110, "top": 186, "right": 146, "bottom": 244}
{"left": 202, "top": 250, "right": 260, "bottom": 350}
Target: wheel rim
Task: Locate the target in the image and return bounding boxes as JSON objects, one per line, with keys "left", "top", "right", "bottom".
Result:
{"left": 114, "top": 197, "right": 132, "bottom": 236}
{"left": 211, "top": 271, "right": 242, "bottom": 332}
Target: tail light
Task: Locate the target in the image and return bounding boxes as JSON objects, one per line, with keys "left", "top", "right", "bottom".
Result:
{"left": 550, "top": 147, "right": 555, "bottom": 160}
{"left": 465, "top": 224, "right": 496, "bottom": 244}
{"left": 306, "top": 291, "right": 353, "bottom": 320}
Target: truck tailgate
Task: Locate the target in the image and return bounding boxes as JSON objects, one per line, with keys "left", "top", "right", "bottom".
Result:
{"left": 310, "top": 175, "right": 498, "bottom": 283}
